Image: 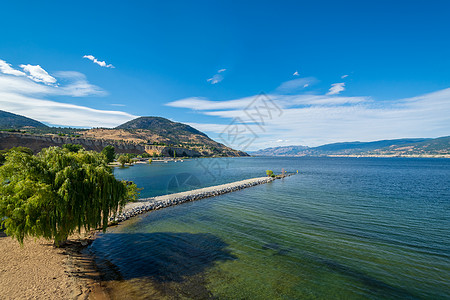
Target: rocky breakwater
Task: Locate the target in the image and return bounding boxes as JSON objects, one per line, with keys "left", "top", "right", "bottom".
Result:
{"left": 111, "top": 177, "right": 276, "bottom": 223}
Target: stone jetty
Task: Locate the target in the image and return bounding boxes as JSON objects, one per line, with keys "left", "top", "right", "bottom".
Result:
{"left": 110, "top": 177, "right": 275, "bottom": 223}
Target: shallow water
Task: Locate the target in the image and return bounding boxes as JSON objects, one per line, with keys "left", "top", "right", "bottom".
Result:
{"left": 89, "top": 157, "right": 450, "bottom": 299}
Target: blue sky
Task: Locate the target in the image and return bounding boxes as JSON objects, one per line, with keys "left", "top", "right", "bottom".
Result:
{"left": 1, "top": 1, "right": 449, "bottom": 149}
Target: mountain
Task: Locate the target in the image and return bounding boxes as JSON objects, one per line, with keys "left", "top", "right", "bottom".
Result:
{"left": 252, "top": 137, "right": 450, "bottom": 157}
{"left": 0, "top": 112, "right": 247, "bottom": 157}
{"left": 116, "top": 116, "right": 207, "bottom": 137}
{"left": 81, "top": 116, "right": 247, "bottom": 157}
{"left": 250, "top": 145, "right": 309, "bottom": 156}
{"left": 0, "top": 110, "right": 48, "bottom": 129}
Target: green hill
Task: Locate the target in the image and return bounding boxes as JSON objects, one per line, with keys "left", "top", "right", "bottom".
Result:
{"left": 116, "top": 116, "right": 207, "bottom": 137}
{"left": 0, "top": 110, "right": 48, "bottom": 129}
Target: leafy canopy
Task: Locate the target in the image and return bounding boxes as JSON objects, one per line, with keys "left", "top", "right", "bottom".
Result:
{"left": 0, "top": 147, "right": 138, "bottom": 246}
{"left": 62, "top": 143, "right": 84, "bottom": 153}
{"left": 101, "top": 145, "right": 115, "bottom": 163}
{"left": 117, "top": 154, "right": 131, "bottom": 167}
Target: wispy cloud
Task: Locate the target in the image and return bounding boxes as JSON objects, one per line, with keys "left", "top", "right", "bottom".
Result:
{"left": 276, "top": 77, "right": 316, "bottom": 93}
{"left": 327, "top": 82, "right": 345, "bottom": 95}
{"left": 293, "top": 71, "right": 299, "bottom": 76}
{"left": 83, "top": 55, "right": 115, "bottom": 68}
{"left": 0, "top": 58, "right": 134, "bottom": 127}
{"left": 341, "top": 74, "right": 348, "bottom": 79}
{"left": 166, "top": 84, "right": 450, "bottom": 149}
{"left": 207, "top": 68, "right": 226, "bottom": 84}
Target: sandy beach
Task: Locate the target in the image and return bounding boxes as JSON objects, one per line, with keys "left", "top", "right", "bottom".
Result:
{"left": 0, "top": 231, "right": 108, "bottom": 300}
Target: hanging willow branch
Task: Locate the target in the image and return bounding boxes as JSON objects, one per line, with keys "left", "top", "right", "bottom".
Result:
{"left": 0, "top": 147, "right": 138, "bottom": 246}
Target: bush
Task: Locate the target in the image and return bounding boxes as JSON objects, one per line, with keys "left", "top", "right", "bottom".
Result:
{"left": 0, "top": 147, "right": 138, "bottom": 246}
{"left": 266, "top": 170, "right": 274, "bottom": 177}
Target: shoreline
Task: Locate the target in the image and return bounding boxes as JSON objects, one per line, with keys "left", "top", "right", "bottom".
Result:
{"left": 0, "top": 175, "right": 281, "bottom": 299}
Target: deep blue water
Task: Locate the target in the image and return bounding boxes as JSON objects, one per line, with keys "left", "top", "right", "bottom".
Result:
{"left": 89, "top": 157, "right": 450, "bottom": 299}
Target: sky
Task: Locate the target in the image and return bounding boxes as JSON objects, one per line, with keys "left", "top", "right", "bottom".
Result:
{"left": 1, "top": 0, "right": 449, "bottom": 150}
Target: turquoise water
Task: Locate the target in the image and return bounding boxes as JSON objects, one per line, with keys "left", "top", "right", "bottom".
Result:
{"left": 89, "top": 157, "right": 450, "bottom": 299}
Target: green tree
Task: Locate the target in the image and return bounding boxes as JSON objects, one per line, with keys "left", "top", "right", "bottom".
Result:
{"left": 0, "top": 147, "right": 33, "bottom": 165}
{"left": 266, "top": 170, "right": 274, "bottom": 177}
{"left": 101, "top": 145, "right": 115, "bottom": 163}
{"left": 117, "top": 154, "right": 131, "bottom": 167}
{"left": 0, "top": 147, "right": 138, "bottom": 246}
{"left": 0, "top": 150, "right": 6, "bottom": 165}
{"left": 63, "top": 143, "right": 83, "bottom": 152}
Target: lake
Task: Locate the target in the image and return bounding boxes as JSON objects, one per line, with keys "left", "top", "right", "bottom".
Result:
{"left": 88, "top": 157, "right": 450, "bottom": 299}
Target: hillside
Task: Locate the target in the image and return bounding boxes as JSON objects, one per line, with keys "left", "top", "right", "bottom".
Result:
{"left": 0, "top": 113, "right": 247, "bottom": 157}
{"left": 250, "top": 145, "right": 309, "bottom": 156}
{"left": 116, "top": 116, "right": 206, "bottom": 137}
{"left": 0, "top": 110, "right": 48, "bottom": 129}
{"left": 80, "top": 116, "right": 247, "bottom": 156}
{"left": 252, "top": 137, "right": 450, "bottom": 157}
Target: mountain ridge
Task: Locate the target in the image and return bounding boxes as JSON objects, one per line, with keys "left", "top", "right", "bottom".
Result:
{"left": 0, "top": 111, "right": 247, "bottom": 157}
{"left": 251, "top": 137, "right": 450, "bottom": 157}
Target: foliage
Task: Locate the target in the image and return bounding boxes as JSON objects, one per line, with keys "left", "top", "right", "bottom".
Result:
{"left": 1, "top": 147, "right": 33, "bottom": 165}
{"left": 266, "top": 170, "right": 274, "bottom": 177}
{"left": 62, "top": 143, "right": 84, "bottom": 152}
{"left": 0, "top": 151, "right": 5, "bottom": 165}
{"left": 140, "top": 152, "right": 152, "bottom": 158}
{"left": 117, "top": 154, "right": 131, "bottom": 167}
{"left": 101, "top": 145, "right": 115, "bottom": 163}
{"left": 0, "top": 147, "right": 138, "bottom": 246}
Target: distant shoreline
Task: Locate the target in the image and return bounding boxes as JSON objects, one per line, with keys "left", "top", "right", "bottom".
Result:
{"left": 251, "top": 155, "right": 450, "bottom": 158}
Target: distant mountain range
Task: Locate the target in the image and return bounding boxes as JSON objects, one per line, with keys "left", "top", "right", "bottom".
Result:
{"left": 251, "top": 137, "right": 450, "bottom": 157}
{"left": 0, "top": 110, "right": 247, "bottom": 157}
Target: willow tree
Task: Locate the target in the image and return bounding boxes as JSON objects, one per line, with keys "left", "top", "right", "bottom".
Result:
{"left": 0, "top": 147, "right": 138, "bottom": 246}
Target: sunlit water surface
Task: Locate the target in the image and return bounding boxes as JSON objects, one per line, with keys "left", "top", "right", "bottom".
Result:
{"left": 88, "top": 157, "right": 450, "bottom": 299}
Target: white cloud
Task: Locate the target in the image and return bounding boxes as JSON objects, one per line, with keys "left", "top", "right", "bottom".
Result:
{"left": 165, "top": 87, "right": 450, "bottom": 150}
{"left": 207, "top": 69, "right": 226, "bottom": 84}
{"left": 54, "top": 71, "right": 106, "bottom": 97}
{"left": 83, "top": 55, "right": 115, "bottom": 68}
{"left": 341, "top": 74, "right": 349, "bottom": 79}
{"left": 0, "top": 59, "right": 26, "bottom": 76}
{"left": 276, "top": 77, "right": 316, "bottom": 93}
{"left": 0, "top": 69, "right": 135, "bottom": 127}
{"left": 327, "top": 82, "right": 345, "bottom": 95}
{"left": 167, "top": 93, "right": 366, "bottom": 111}
{"left": 20, "top": 64, "right": 57, "bottom": 85}
{"left": 293, "top": 71, "right": 299, "bottom": 76}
